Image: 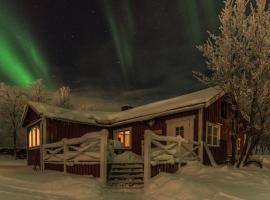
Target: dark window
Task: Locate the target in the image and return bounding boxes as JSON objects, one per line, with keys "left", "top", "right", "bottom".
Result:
{"left": 221, "top": 101, "right": 227, "bottom": 119}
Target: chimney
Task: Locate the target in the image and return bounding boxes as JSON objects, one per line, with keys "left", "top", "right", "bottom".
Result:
{"left": 121, "top": 105, "right": 133, "bottom": 111}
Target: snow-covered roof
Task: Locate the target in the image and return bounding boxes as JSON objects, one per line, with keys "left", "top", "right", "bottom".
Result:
{"left": 25, "top": 102, "right": 113, "bottom": 126}
{"left": 108, "top": 87, "right": 224, "bottom": 125}
{"left": 23, "top": 87, "right": 224, "bottom": 127}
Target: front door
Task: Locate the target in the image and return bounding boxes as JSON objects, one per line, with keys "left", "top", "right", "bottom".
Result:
{"left": 166, "top": 116, "right": 194, "bottom": 142}
{"left": 166, "top": 116, "right": 195, "bottom": 153}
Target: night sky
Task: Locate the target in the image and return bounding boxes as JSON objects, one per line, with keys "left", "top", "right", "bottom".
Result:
{"left": 0, "top": 0, "right": 224, "bottom": 109}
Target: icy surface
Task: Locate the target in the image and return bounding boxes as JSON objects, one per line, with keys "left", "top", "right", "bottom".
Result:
{"left": 1, "top": 155, "right": 270, "bottom": 200}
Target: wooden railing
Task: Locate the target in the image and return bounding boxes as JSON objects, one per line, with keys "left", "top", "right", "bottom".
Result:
{"left": 144, "top": 130, "right": 216, "bottom": 183}
{"left": 42, "top": 129, "right": 108, "bottom": 182}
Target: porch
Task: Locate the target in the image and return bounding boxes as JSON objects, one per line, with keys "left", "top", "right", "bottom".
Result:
{"left": 40, "top": 129, "right": 217, "bottom": 187}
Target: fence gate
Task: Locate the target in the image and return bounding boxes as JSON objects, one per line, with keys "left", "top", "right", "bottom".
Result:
{"left": 144, "top": 129, "right": 216, "bottom": 183}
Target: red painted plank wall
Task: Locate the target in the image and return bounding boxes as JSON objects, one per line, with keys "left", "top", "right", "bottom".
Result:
{"left": 27, "top": 148, "right": 40, "bottom": 166}
{"left": 203, "top": 99, "right": 230, "bottom": 165}
{"left": 46, "top": 118, "right": 103, "bottom": 143}
{"left": 44, "top": 163, "right": 100, "bottom": 177}
{"left": 111, "top": 110, "right": 199, "bottom": 155}
{"left": 151, "top": 163, "right": 179, "bottom": 177}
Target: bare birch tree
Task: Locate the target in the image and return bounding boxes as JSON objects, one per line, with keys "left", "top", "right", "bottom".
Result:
{"left": 27, "top": 79, "right": 49, "bottom": 103}
{"left": 0, "top": 83, "right": 27, "bottom": 158}
{"left": 195, "top": 0, "right": 270, "bottom": 166}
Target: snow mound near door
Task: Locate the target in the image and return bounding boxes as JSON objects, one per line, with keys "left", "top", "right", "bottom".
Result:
{"left": 113, "top": 151, "right": 143, "bottom": 163}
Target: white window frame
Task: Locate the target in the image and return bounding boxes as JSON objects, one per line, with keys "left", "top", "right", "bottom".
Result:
{"left": 113, "top": 127, "right": 132, "bottom": 149}
{"left": 206, "top": 122, "right": 221, "bottom": 147}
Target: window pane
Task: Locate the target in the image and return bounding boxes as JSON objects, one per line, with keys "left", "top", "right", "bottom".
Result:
{"left": 117, "top": 132, "right": 124, "bottom": 144}
{"left": 180, "top": 127, "right": 184, "bottom": 138}
{"left": 29, "top": 132, "right": 32, "bottom": 148}
{"left": 213, "top": 136, "right": 218, "bottom": 145}
{"left": 207, "top": 136, "right": 212, "bottom": 145}
{"left": 32, "top": 129, "right": 36, "bottom": 147}
{"left": 125, "top": 133, "right": 130, "bottom": 147}
{"left": 176, "top": 127, "right": 179, "bottom": 135}
{"left": 36, "top": 128, "right": 40, "bottom": 146}
{"left": 207, "top": 126, "right": 212, "bottom": 135}
{"left": 213, "top": 127, "right": 218, "bottom": 135}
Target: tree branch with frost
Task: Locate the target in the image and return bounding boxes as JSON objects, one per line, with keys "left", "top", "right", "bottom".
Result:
{"left": 53, "top": 86, "right": 73, "bottom": 108}
{"left": 0, "top": 83, "right": 27, "bottom": 158}
{"left": 27, "top": 79, "right": 50, "bottom": 103}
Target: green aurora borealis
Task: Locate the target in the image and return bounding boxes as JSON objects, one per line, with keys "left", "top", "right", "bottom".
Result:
{"left": 101, "top": 0, "right": 218, "bottom": 90}
{"left": 0, "top": 2, "right": 52, "bottom": 88}
{"left": 0, "top": 0, "right": 221, "bottom": 93}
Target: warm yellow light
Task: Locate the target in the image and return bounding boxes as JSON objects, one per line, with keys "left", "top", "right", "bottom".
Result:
{"left": 125, "top": 131, "right": 130, "bottom": 147}
{"left": 28, "top": 127, "right": 40, "bottom": 148}
{"left": 118, "top": 132, "right": 124, "bottom": 143}
{"left": 29, "top": 132, "right": 32, "bottom": 148}
{"left": 32, "top": 128, "right": 36, "bottom": 146}
{"left": 36, "top": 128, "right": 40, "bottom": 146}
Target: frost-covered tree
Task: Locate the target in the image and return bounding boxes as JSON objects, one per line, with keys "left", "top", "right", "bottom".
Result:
{"left": 195, "top": 0, "right": 270, "bottom": 166}
{"left": 53, "top": 86, "right": 73, "bottom": 108}
{"left": 0, "top": 83, "right": 27, "bottom": 158}
{"left": 28, "top": 79, "right": 49, "bottom": 103}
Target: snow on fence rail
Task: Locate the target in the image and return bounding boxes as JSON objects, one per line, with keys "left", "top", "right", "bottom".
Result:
{"left": 144, "top": 130, "right": 216, "bottom": 183}
{"left": 42, "top": 129, "right": 108, "bottom": 182}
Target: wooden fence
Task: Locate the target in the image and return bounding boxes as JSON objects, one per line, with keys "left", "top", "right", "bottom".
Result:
{"left": 42, "top": 129, "right": 108, "bottom": 182}
{"left": 144, "top": 130, "right": 217, "bottom": 183}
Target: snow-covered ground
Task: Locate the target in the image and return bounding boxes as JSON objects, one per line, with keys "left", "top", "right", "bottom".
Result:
{"left": 0, "top": 155, "right": 270, "bottom": 200}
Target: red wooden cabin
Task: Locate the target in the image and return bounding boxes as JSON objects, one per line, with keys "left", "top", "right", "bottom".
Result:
{"left": 21, "top": 87, "right": 245, "bottom": 177}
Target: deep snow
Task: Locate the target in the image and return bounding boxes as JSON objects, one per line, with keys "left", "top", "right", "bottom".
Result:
{"left": 0, "top": 155, "right": 270, "bottom": 200}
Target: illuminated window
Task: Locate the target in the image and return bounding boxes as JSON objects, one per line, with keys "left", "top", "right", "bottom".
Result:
{"left": 28, "top": 127, "right": 40, "bottom": 148}
{"left": 206, "top": 122, "right": 221, "bottom": 147}
{"left": 114, "top": 128, "right": 131, "bottom": 148}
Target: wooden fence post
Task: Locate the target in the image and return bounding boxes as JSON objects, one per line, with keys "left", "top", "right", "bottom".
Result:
{"left": 100, "top": 129, "right": 108, "bottom": 183}
{"left": 144, "top": 130, "right": 152, "bottom": 184}
{"left": 178, "top": 137, "right": 182, "bottom": 170}
{"left": 63, "top": 139, "right": 67, "bottom": 173}
{"left": 199, "top": 141, "right": 204, "bottom": 164}
{"left": 42, "top": 145, "right": 45, "bottom": 172}
{"left": 203, "top": 142, "right": 217, "bottom": 167}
